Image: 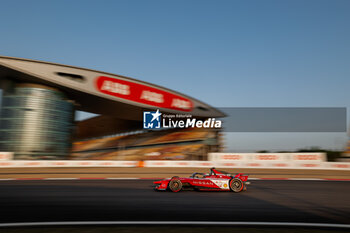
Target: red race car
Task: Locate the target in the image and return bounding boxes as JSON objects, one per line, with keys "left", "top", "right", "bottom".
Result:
{"left": 154, "top": 167, "right": 249, "bottom": 192}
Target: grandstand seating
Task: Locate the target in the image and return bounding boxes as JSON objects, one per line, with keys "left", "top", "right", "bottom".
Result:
{"left": 71, "top": 144, "right": 205, "bottom": 160}
{"left": 71, "top": 128, "right": 219, "bottom": 160}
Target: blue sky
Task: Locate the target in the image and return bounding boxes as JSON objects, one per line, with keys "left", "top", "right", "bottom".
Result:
{"left": 0, "top": 0, "right": 349, "bottom": 151}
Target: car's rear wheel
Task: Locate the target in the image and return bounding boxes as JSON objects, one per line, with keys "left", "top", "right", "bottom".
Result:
{"left": 230, "top": 178, "right": 244, "bottom": 192}
{"left": 168, "top": 176, "right": 182, "bottom": 192}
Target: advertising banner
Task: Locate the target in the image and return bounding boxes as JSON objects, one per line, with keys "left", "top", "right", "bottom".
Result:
{"left": 0, "top": 152, "right": 13, "bottom": 161}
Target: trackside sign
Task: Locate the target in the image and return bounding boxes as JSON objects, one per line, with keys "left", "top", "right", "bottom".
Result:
{"left": 0, "top": 152, "right": 13, "bottom": 160}
{"left": 95, "top": 76, "right": 193, "bottom": 111}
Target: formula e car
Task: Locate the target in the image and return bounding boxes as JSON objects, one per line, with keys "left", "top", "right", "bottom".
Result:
{"left": 154, "top": 167, "right": 249, "bottom": 192}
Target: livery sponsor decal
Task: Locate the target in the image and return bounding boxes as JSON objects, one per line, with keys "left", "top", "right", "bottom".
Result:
{"left": 210, "top": 179, "right": 230, "bottom": 189}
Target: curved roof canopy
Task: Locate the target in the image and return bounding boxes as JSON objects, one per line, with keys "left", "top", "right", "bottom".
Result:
{"left": 0, "top": 56, "right": 225, "bottom": 122}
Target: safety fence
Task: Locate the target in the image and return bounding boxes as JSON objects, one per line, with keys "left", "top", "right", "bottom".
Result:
{"left": 0, "top": 153, "right": 348, "bottom": 170}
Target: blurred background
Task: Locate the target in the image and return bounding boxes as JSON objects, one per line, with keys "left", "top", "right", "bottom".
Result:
{"left": 0, "top": 0, "right": 349, "bottom": 232}
{"left": 0, "top": 0, "right": 349, "bottom": 162}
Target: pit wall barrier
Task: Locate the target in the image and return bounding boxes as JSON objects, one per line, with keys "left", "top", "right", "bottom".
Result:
{"left": 0, "top": 152, "right": 348, "bottom": 170}
{"left": 204, "top": 152, "right": 332, "bottom": 169}
{"left": 0, "top": 160, "right": 349, "bottom": 170}
{"left": 142, "top": 160, "right": 350, "bottom": 170}
{"left": 208, "top": 152, "right": 326, "bottom": 162}
{"left": 0, "top": 160, "right": 138, "bottom": 167}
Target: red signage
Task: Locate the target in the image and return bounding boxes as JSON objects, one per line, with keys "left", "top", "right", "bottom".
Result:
{"left": 257, "top": 155, "right": 278, "bottom": 160}
{"left": 222, "top": 155, "right": 242, "bottom": 160}
{"left": 294, "top": 154, "right": 320, "bottom": 160}
{"left": 95, "top": 76, "right": 193, "bottom": 111}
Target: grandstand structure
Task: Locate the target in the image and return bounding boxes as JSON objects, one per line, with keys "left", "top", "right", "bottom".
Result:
{"left": 72, "top": 128, "right": 222, "bottom": 160}
{"left": 0, "top": 56, "right": 225, "bottom": 160}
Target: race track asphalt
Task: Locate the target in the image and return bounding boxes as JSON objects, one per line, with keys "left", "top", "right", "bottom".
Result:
{"left": 0, "top": 180, "right": 349, "bottom": 224}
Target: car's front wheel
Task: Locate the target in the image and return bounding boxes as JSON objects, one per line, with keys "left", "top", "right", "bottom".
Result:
{"left": 168, "top": 176, "right": 182, "bottom": 192}
{"left": 230, "top": 178, "right": 244, "bottom": 192}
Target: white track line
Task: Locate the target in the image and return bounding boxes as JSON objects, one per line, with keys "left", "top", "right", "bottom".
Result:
{"left": 0, "top": 221, "right": 349, "bottom": 228}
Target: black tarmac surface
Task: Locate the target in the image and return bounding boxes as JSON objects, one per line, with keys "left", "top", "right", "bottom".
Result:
{"left": 0, "top": 180, "right": 349, "bottom": 224}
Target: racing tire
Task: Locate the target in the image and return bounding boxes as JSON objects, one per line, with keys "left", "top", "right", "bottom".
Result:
{"left": 230, "top": 178, "right": 244, "bottom": 193}
{"left": 168, "top": 176, "right": 182, "bottom": 192}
